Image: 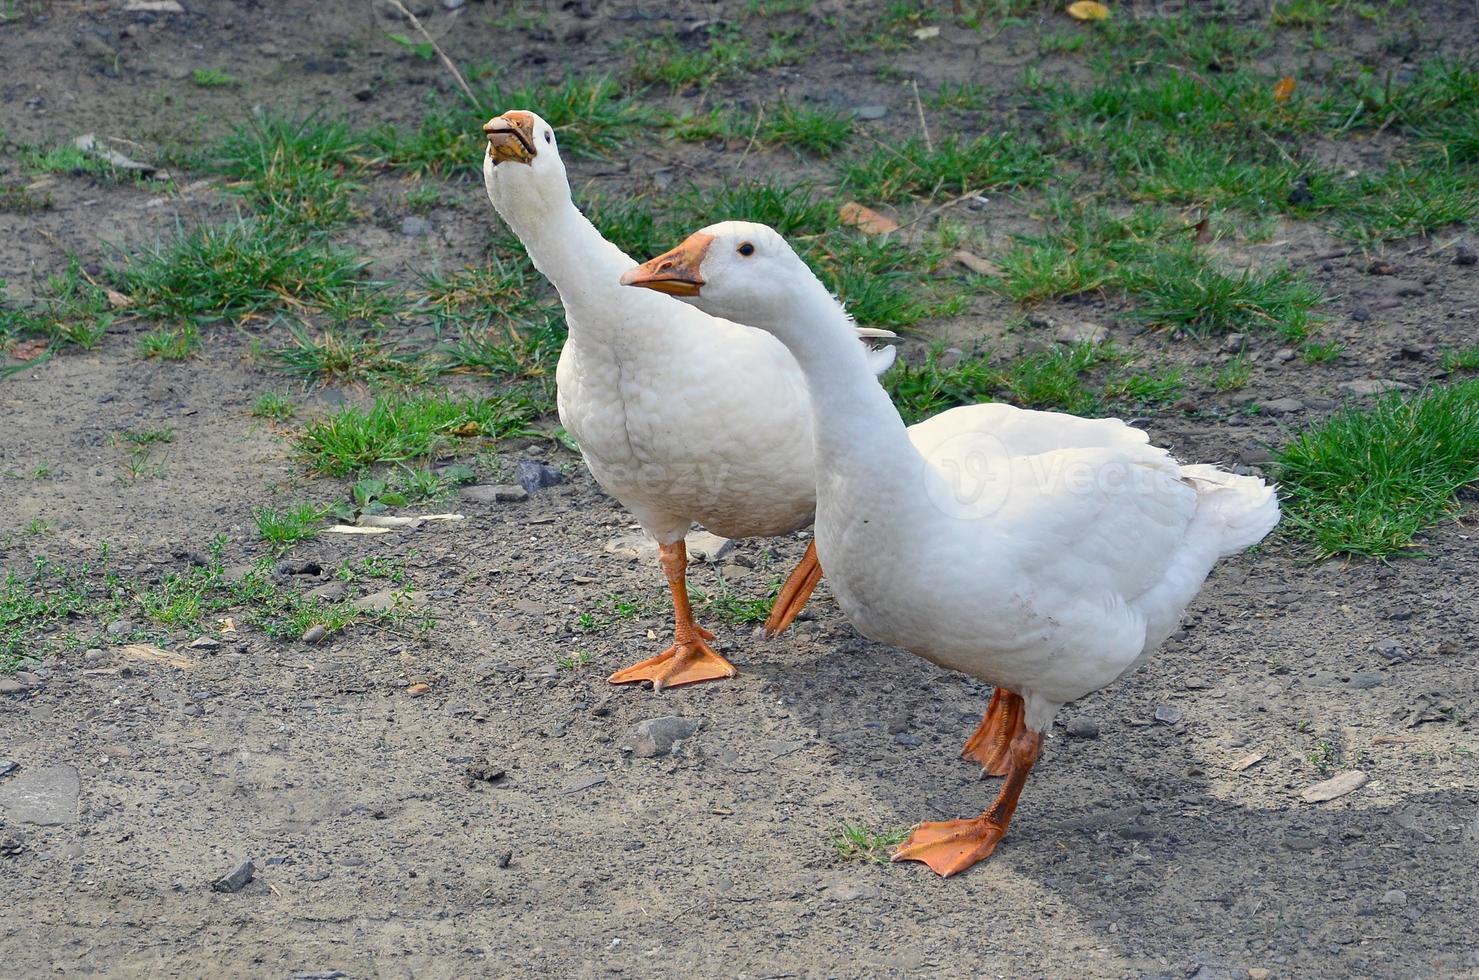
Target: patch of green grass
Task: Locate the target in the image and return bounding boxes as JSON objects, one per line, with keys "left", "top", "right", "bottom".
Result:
{"left": 137, "top": 324, "right": 201, "bottom": 361}
{"left": 21, "top": 144, "right": 119, "bottom": 179}
{"left": 252, "top": 392, "right": 296, "bottom": 421}
{"left": 191, "top": 68, "right": 240, "bottom": 88}
{"left": 1275, "top": 380, "right": 1479, "bottom": 557}
{"left": 1212, "top": 354, "right": 1253, "bottom": 392}
{"left": 1, "top": 260, "right": 114, "bottom": 354}
{"left": 760, "top": 101, "right": 853, "bottom": 156}
{"left": 1441, "top": 344, "right": 1479, "bottom": 373}
{"left": 295, "top": 388, "right": 551, "bottom": 476}
{"left": 212, "top": 112, "right": 364, "bottom": 229}
{"left": 269, "top": 324, "right": 425, "bottom": 385}
{"left": 253, "top": 502, "right": 326, "bottom": 548}
{"left": 991, "top": 202, "right": 1322, "bottom": 336}
{"left": 815, "top": 235, "right": 963, "bottom": 328}
{"left": 926, "top": 81, "right": 990, "bottom": 111}
{"left": 440, "top": 313, "right": 565, "bottom": 381}
{"left": 831, "top": 823, "right": 911, "bottom": 864}
{"left": 1302, "top": 340, "right": 1344, "bottom": 364}
{"left": 675, "top": 179, "right": 838, "bottom": 237}
{"left": 114, "top": 218, "right": 375, "bottom": 324}
{"left": 843, "top": 132, "right": 1051, "bottom": 202}
{"left": 627, "top": 30, "right": 755, "bottom": 91}
{"left": 692, "top": 576, "right": 778, "bottom": 626}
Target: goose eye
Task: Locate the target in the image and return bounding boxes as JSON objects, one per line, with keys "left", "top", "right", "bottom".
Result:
{"left": 737, "top": 242, "right": 755, "bottom": 257}
{"left": 544, "top": 131, "right": 553, "bottom": 144}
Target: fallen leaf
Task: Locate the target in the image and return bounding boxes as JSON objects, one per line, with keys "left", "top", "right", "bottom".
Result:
{"left": 912, "top": 26, "right": 940, "bottom": 40}
{"left": 1273, "top": 76, "right": 1296, "bottom": 103}
{"left": 1066, "top": 1, "right": 1110, "bottom": 20}
{"left": 406, "top": 682, "right": 431, "bottom": 696}
{"left": 217, "top": 617, "right": 237, "bottom": 634}
{"left": 104, "top": 288, "right": 133, "bottom": 309}
{"left": 1193, "top": 216, "right": 1212, "bottom": 245}
{"left": 1229, "top": 751, "right": 1266, "bottom": 772}
{"left": 953, "top": 250, "right": 1002, "bottom": 276}
{"left": 418, "top": 513, "right": 466, "bottom": 522}
{"left": 7, "top": 339, "right": 49, "bottom": 362}
{"left": 119, "top": 643, "right": 197, "bottom": 670}
{"left": 839, "top": 201, "right": 900, "bottom": 235}
{"left": 449, "top": 421, "right": 481, "bottom": 437}
{"left": 1300, "top": 769, "right": 1368, "bottom": 803}
{"left": 323, "top": 524, "right": 392, "bottom": 535}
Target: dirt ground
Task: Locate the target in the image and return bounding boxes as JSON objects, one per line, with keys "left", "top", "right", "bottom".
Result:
{"left": 2, "top": 1, "right": 1478, "bottom": 978}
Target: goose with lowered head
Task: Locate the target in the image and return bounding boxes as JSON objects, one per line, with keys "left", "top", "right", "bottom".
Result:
{"left": 480, "top": 112, "right": 896, "bottom": 690}
{"left": 622, "top": 220, "right": 1279, "bottom": 876}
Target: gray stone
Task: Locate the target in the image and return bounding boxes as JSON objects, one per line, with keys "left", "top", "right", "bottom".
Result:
{"left": 0, "top": 760, "right": 17, "bottom": 779}
{"left": 1371, "top": 638, "right": 1407, "bottom": 661}
{"left": 1221, "top": 333, "right": 1247, "bottom": 353}
{"left": 893, "top": 732, "right": 923, "bottom": 747}
{"left": 187, "top": 636, "right": 220, "bottom": 650}
{"left": 0, "top": 764, "right": 80, "bottom": 826}
{"left": 400, "top": 216, "right": 430, "bottom": 237}
{"left": 1380, "top": 888, "right": 1407, "bottom": 906}
{"left": 211, "top": 859, "right": 255, "bottom": 893}
{"left": 0, "top": 677, "right": 29, "bottom": 695}
{"left": 461, "top": 483, "right": 528, "bottom": 505}
{"left": 1055, "top": 321, "right": 1107, "bottom": 345}
{"left": 831, "top": 881, "right": 882, "bottom": 901}
{"left": 1348, "top": 671, "right": 1385, "bottom": 689}
{"left": 301, "top": 625, "right": 327, "bottom": 645}
{"left": 1153, "top": 705, "right": 1184, "bottom": 725}
{"left": 1257, "top": 397, "right": 1305, "bottom": 415}
{"left": 852, "top": 105, "right": 888, "bottom": 120}
{"left": 83, "top": 648, "right": 107, "bottom": 667}
{"left": 353, "top": 590, "right": 399, "bottom": 612}
{"left": 1340, "top": 378, "right": 1412, "bottom": 397}
{"left": 1066, "top": 717, "right": 1099, "bottom": 739}
{"left": 685, "top": 531, "right": 734, "bottom": 563}
{"left": 625, "top": 716, "right": 703, "bottom": 758}
{"left": 516, "top": 459, "right": 564, "bottom": 494}
{"left": 1454, "top": 244, "right": 1477, "bottom": 266}
{"left": 306, "top": 581, "right": 348, "bottom": 603}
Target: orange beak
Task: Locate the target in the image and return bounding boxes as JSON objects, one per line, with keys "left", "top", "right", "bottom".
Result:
{"left": 483, "top": 111, "right": 537, "bottom": 165}
{"left": 620, "top": 233, "right": 715, "bottom": 297}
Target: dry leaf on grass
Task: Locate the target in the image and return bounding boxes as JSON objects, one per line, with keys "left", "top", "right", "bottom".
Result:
{"left": 7, "top": 340, "right": 49, "bottom": 362}
{"left": 839, "top": 202, "right": 900, "bottom": 235}
{"left": 912, "top": 26, "right": 940, "bottom": 40}
{"left": 449, "top": 421, "right": 481, "bottom": 437}
{"left": 1066, "top": 1, "right": 1110, "bottom": 20}
{"left": 1273, "top": 76, "right": 1296, "bottom": 103}
{"left": 953, "top": 250, "right": 1003, "bottom": 276}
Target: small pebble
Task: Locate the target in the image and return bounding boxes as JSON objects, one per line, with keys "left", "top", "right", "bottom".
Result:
{"left": 1153, "top": 705, "right": 1183, "bottom": 725}
{"left": 302, "top": 625, "right": 327, "bottom": 645}
{"left": 1066, "top": 717, "right": 1099, "bottom": 739}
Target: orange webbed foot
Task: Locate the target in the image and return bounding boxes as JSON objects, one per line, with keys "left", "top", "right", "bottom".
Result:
{"left": 891, "top": 817, "right": 1007, "bottom": 877}
{"left": 607, "top": 633, "right": 735, "bottom": 691}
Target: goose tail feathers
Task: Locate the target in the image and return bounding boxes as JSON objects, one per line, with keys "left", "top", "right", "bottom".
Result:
{"left": 1180, "top": 464, "right": 1280, "bottom": 557}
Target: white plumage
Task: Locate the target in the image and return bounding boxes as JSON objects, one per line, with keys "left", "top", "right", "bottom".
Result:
{"left": 480, "top": 113, "right": 894, "bottom": 689}
{"left": 625, "top": 220, "right": 1279, "bottom": 876}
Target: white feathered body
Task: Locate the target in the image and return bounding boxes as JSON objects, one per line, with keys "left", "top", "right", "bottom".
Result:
{"left": 819, "top": 403, "right": 1279, "bottom": 730}
{"left": 484, "top": 144, "right": 892, "bottom": 545}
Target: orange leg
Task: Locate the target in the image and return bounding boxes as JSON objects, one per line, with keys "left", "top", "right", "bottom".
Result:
{"left": 892, "top": 728, "right": 1043, "bottom": 878}
{"left": 959, "top": 688, "right": 1024, "bottom": 776}
{"left": 608, "top": 540, "right": 737, "bottom": 691}
{"left": 762, "top": 540, "right": 822, "bottom": 637}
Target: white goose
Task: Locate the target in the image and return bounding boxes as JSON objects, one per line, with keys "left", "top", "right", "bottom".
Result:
{"left": 622, "top": 221, "right": 1279, "bottom": 877}
{"left": 480, "top": 111, "right": 895, "bottom": 690}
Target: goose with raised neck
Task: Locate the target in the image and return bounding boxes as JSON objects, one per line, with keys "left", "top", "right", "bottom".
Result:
{"left": 480, "top": 110, "right": 896, "bottom": 690}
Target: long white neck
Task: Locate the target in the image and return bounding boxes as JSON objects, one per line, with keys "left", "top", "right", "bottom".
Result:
{"left": 493, "top": 188, "right": 633, "bottom": 294}
{"left": 762, "top": 276, "right": 921, "bottom": 489}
